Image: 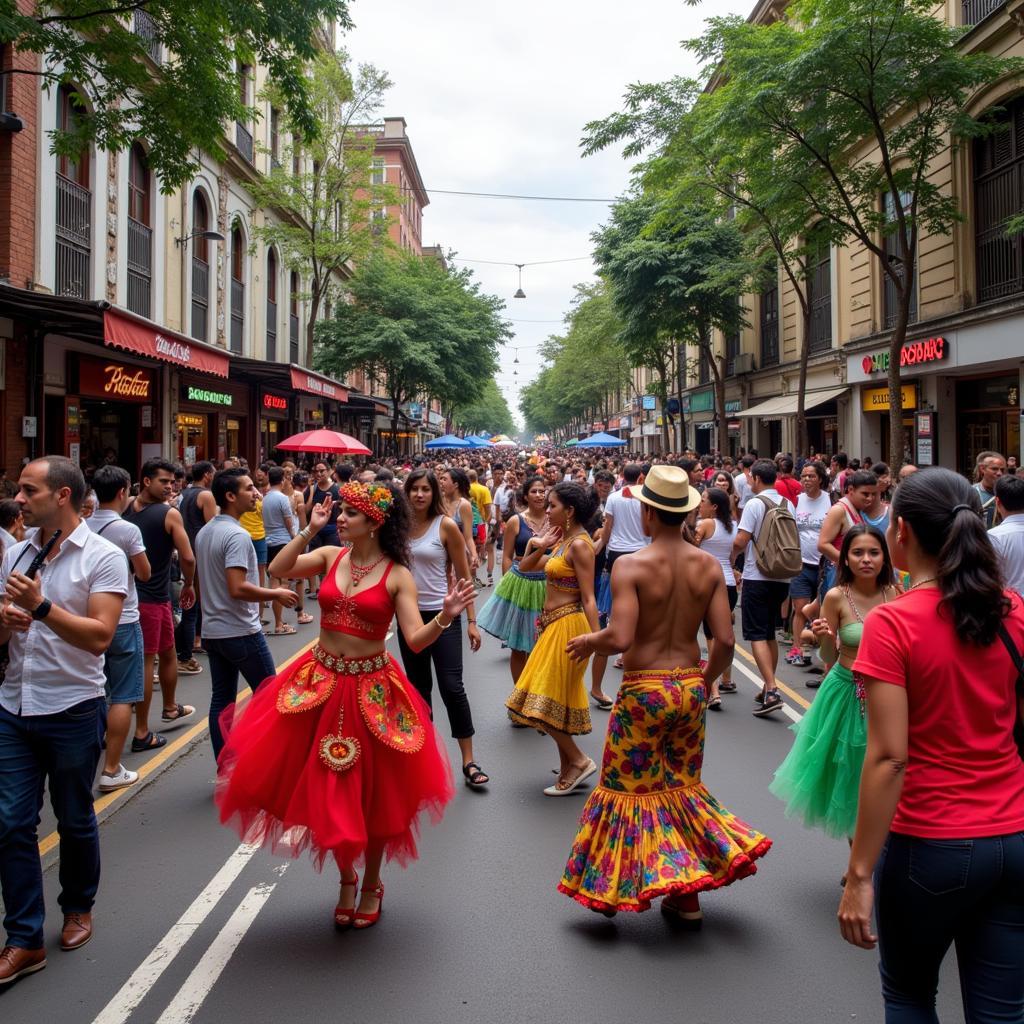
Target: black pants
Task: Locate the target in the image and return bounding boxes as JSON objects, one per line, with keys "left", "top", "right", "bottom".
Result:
{"left": 397, "top": 609, "right": 474, "bottom": 739}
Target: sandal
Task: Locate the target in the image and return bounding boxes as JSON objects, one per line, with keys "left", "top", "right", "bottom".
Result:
{"left": 590, "top": 694, "right": 613, "bottom": 710}
{"left": 462, "top": 761, "right": 489, "bottom": 787}
{"left": 335, "top": 873, "right": 359, "bottom": 930}
{"left": 161, "top": 703, "right": 196, "bottom": 725}
{"left": 543, "top": 757, "right": 597, "bottom": 797}
{"left": 296, "top": 612, "right": 314, "bottom": 625}
{"left": 707, "top": 695, "right": 723, "bottom": 711}
{"left": 130, "top": 731, "right": 167, "bottom": 753}
{"left": 719, "top": 681, "right": 737, "bottom": 693}
{"left": 269, "top": 624, "right": 296, "bottom": 635}
{"left": 352, "top": 882, "right": 384, "bottom": 929}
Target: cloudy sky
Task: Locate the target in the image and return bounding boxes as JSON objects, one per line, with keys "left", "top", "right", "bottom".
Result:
{"left": 345, "top": 0, "right": 751, "bottom": 430}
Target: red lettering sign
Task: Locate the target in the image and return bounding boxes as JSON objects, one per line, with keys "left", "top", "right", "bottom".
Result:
{"left": 77, "top": 356, "right": 154, "bottom": 402}
{"left": 263, "top": 393, "right": 288, "bottom": 411}
{"left": 863, "top": 337, "right": 947, "bottom": 374}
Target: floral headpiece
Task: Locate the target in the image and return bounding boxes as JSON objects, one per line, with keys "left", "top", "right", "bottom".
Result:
{"left": 339, "top": 482, "right": 393, "bottom": 524}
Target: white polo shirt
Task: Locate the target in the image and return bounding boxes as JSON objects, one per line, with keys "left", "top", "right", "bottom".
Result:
{"left": 0, "top": 521, "right": 128, "bottom": 716}
{"left": 990, "top": 514, "right": 1024, "bottom": 597}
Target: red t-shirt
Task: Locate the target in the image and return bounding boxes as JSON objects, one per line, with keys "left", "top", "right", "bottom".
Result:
{"left": 854, "top": 588, "right": 1024, "bottom": 839}
{"left": 775, "top": 476, "right": 802, "bottom": 504}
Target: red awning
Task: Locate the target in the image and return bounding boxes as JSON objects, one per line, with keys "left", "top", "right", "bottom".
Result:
{"left": 104, "top": 310, "right": 230, "bottom": 378}
{"left": 289, "top": 366, "right": 349, "bottom": 402}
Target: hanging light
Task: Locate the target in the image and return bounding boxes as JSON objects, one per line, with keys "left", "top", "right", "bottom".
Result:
{"left": 513, "top": 349, "right": 519, "bottom": 364}
{"left": 513, "top": 264, "right": 526, "bottom": 299}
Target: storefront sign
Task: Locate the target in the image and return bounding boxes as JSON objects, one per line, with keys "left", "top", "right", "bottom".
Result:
{"left": 289, "top": 366, "right": 348, "bottom": 401}
{"left": 78, "top": 357, "right": 154, "bottom": 402}
{"left": 262, "top": 392, "right": 288, "bottom": 412}
{"left": 861, "top": 336, "right": 947, "bottom": 376}
{"left": 177, "top": 413, "right": 205, "bottom": 427}
{"left": 727, "top": 420, "right": 741, "bottom": 433}
{"left": 183, "top": 384, "right": 233, "bottom": 407}
{"left": 861, "top": 384, "right": 917, "bottom": 412}
{"left": 725, "top": 400, "right": 743, "bottom": 414}
{"left": 687, "top": 389, "right": 715, "bottom": 414}
{"left": 104, "top": 310, "right": 230, "bottom": 378}
{"left": 641, "top": 394, "right": 656, "bottom": 410}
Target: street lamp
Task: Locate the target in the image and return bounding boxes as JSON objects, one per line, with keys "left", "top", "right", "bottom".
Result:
{"left": 513, "top": 264, "right": 525, "bottom": 299}
{"left": 175, "top": 228, "right": 225, "bottom": 249}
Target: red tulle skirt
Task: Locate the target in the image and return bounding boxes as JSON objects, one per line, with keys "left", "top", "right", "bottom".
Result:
{"left": 215, "top": 649, "right": 454, "bottom": 870}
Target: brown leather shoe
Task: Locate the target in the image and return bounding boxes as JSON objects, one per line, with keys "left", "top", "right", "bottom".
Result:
{"left": 60, "top": 912, "right": 93, "bottom": 951}
{"left": 0, "top": 945, "right": 46, "bottom": 985}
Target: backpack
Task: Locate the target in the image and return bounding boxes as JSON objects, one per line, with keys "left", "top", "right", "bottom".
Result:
{"left": 752, "top": 495, "right": 803, "bottom": 579}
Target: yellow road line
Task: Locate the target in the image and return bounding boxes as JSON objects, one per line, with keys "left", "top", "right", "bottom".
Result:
{"left": 38, "top": 639, "right": 316, "bottom": 858}
{"left": 733, "top": 642, "right": 812, "bottom": 710}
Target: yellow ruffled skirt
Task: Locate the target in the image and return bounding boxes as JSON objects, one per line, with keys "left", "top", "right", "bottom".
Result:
{"left": 505, "top": 605, "right": 591, "bottom": 735}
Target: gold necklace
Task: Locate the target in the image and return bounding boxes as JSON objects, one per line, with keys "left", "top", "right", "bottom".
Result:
{"left": 349, "top": 552, "right": 388, "bottom": 587}
{"left": 908, "top": 576, "right": 937, "bottom": 591}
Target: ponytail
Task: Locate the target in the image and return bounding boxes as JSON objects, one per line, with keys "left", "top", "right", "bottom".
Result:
{"left": 891, "top": 468, "right": 1009, "bottom": 646}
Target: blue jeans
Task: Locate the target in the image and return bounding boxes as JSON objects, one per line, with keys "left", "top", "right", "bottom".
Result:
{"left": 0, "top": 697, "right": 105, "bottom": 949}
{"left": 876, "top": 831, "right": 1024, "bottom": 1023}
{"left": 205, "top": 633, "right": 276, "bottom": 759}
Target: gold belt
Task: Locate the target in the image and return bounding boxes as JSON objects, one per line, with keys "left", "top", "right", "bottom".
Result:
{"left": 312, "top": 644, "right": 389, "bottom": 674}
{"left": 537, "top": 603, "right": 583, "bottom": 632}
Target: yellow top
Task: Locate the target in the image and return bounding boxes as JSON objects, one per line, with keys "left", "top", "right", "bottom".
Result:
{"left": 545, "top": 533, "right": 592, "bottom": 592}
{"left": 469, "top": 482, "right": 492, "bottom": 525}
{"left": 239, "top": 498, "right": 265, "bottom": 541}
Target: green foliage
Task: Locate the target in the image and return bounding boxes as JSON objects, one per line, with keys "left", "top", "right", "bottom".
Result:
{"left": 0, "top": 0, "right": 351, "bottom": 187}
{"left": 452, "top": 379, "right": 515, "bottom": 437}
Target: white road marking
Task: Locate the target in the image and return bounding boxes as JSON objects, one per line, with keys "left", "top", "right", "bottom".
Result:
{"left": 154, "top": 876, "right": 284, "bottom": 1024}
{"left": 92, "top": 842, "right": 260, "bottom": 1024}
{"left": 730, "top": 658, "right": 804, "bottom": 723}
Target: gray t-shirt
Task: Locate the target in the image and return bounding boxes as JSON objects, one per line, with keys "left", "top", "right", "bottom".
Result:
{"left": 87, "top": 508, "right": 146, "bottom": 624}
{"left": 196, "top": 515, "right": 261, "bottom": 639}
{"left": 261, "top": 488, "right": 294, "bottom": 546}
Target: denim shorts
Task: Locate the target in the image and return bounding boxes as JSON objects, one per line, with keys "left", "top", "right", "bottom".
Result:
{"left": 252, "top": 537, "right": 268, "bottom": 565}
{"left": 104, "top": 621, "right": 145, "bottom": 704}
{"left": 789, "top": 562, "right": 820, "bottom": 599}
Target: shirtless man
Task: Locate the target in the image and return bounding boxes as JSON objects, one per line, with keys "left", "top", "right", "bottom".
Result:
{"left": 561, "top": 466, "right": 770, "bottom": 925}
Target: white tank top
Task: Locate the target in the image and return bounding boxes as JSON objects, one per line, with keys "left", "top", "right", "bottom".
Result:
{"left": 701, "top": 517, "right": 736, "bottom": 586}
{"left": 409, "top": 515, "right": 448, "bottom": 609}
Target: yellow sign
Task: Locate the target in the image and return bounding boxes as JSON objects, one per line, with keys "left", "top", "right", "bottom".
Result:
{"left": 862, "top": 384, "right": 917, "bottom": 413}
{"left": 177, "top": 413, "right": 205, "bottom": 428}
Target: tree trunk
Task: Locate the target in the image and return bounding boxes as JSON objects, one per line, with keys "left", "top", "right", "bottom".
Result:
{"left": 390, "top": 388, "right": 402, "bottom": 459}
{"left": 676, "top": 340, "right": 687, "bottom": 453}
{"left": 887, "top": 286, "right": 911, "bottom": 472}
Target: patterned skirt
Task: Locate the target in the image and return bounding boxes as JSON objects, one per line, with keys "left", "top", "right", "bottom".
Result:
{"left": 505, "top": 604, "right": 591, "bottom": 735}
{"left": 216, "top": 646, "right": 454, "bottom": 870}
{"left": 558, "top": 668, "right": 772, "bottom": 913}
{"left": 477, "top": 564, "right": 547, "bottom": 652}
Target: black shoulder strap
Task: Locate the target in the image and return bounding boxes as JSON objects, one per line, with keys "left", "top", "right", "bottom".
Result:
{"left": 96, "top": 519, "right": 117, "bottom": 536}
{"left": 997, "top": 624, "right": 1024, "bottom": 701}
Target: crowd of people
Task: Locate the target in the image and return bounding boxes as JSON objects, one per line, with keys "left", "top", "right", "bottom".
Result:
{"left": 0, "top": 442, "right": 1022, "bottom": 1023}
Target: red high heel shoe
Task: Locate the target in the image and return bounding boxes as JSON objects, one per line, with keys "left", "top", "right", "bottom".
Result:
{"left": 661, "top": 892, "right": 703, "bottom": 930}
{"left": 352, "top": 881, "right": 384, "bottom": 929}
{"left": 334, "top": 874, "right": 359, "bottom": 930}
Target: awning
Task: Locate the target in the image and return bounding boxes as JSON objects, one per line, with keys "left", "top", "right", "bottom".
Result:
{"left": 289, "top": 366, "right": 349, "bottom": 402}
{"left": 104, "top": 310, "right": 229, "bottom": 378}
{"left": 737, "top": 386, "right": 848, "bottom": 418}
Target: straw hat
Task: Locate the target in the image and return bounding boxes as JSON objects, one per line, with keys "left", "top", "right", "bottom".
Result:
{"left": 635, "top": 465, "right": 701, "bottom": 514}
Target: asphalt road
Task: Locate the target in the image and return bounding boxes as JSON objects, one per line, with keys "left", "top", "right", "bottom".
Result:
{"left": 3, "top": 600, "right": 966, "bottom": 1024}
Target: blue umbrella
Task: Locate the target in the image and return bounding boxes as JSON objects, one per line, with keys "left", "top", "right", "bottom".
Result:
{"left": 425, "top": 434, "right": 472, "bottom": 450}
{"left": 464, "top": 435, "right": 493, "bottom": 448}
{"left": 578, "top": 431, "right": 627, "bottom": 448}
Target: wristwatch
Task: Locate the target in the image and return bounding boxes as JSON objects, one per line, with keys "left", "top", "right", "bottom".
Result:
{"left": 31, "top": 598, "right": 52, "bottom": 621}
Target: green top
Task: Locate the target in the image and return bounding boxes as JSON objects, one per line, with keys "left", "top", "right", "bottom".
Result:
{"left": 838, "top": 620, "right": 863, "bottom": 652}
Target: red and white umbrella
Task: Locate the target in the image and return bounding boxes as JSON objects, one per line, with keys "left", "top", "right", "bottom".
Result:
{"left": 275, "top": 429, "right": 371, "bottom": 456}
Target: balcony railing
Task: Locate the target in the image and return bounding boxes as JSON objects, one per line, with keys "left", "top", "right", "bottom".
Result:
{"left": 266, "top": 299, "right": 277, "bottom": 362}
{"left": 55, "top": 172, "right": 91, "bottom": 299}
{"left": 962, "top": 0, "right": 1004, "bottom": 26}
{"left": 133, "top": 9, "right": 161, "bottom": 63}
{"left": 235, "top": 122, "right": 254, "bottom": 164}
{"left": 725, "top": 333, "right": 740, "bottom": 377}
{"left": 126, "top": 215, "right": 152, "bottom": 318}
{"left": 191, "top": 257, "right": 209, "bottom": 341}
{"left": 808, "top": 253, "right": 833, "bottom": 354}
{"left": 230, "top": 279, "right": 245, "bottom": 354}
{"left": 289, "top": 313, "right": 300, "bottom": 363}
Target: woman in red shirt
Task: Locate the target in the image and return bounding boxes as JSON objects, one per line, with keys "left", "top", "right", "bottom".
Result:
{"left": 839, "top": 467, "right": 1024, "bottom": 1022}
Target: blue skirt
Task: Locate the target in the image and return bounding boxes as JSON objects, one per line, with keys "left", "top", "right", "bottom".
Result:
{"left": 477, "top": 565, "right": 546, "bottom": 653}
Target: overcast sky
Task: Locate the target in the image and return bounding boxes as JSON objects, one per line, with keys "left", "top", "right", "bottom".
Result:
{"left": 345, "top": 0, "right": 751, "bottom": 430}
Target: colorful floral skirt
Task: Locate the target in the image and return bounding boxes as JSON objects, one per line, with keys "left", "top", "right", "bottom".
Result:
{"left": 558, "top": 668, "right": 772, "bottom": 913}
{"left": 216, "top": 646, "right": 454, "bottom": 870}
{"left": 505, "top": 605, "right": 591, "bottom": 734}
{"left": 768, "top": 662, "right": 866, "bottom": 839}
{"left": 477, "top": 564, "right": 547, "bottom": 652}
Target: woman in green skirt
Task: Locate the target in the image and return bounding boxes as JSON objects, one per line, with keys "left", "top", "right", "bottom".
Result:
{"left": 770, "top": 524, "right": 899, "bottom": 839}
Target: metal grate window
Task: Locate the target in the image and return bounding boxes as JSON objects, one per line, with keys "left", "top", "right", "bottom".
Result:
{"left": 962, "top": 0, "right": 1005, "bottom": 25}
{"left": 289, "top": 314, "right": 299, "bottom": 364}
{"left": 230, "top": 279, "right": 244, "bottom": 354}
{"left": 55, "top": 172, "right": 91, "bottom": 298}
{"left": 235, "top": 121, "right": 254, "bottom": 164}
{"left": 760, "top": 283, "right": 779, "bottom": 367}
{"left": 807, "top": 238, "right": 832, "bottom": 353}
{"left": 266, "top": 300, "right": 277, "bottom": 362}
{"left": 133, "top": 9, "right": 161, "bottom": 63}
{"left": 126, "top": 215, "right": 151, "bottom": 317}
{"left": 725, "top": 330, "right": 740, "bottom": 377}
{"left": 191, "top": 257, "right": 209, "bottom": 341}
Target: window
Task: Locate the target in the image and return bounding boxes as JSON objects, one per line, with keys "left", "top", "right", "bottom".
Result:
{"left": 126, "top": 144, "right": 152, "bottom": 317}
{"left": 760, "top": 279, "right": 779, "bottom": 367}
{"left": 230, "top": 222, "right": 245, "bottom": 354}
{"left": 266, "top": 249, "right": 278, "bottom": 362}
{"left": 55, "top": 85, "right": 91, "bottom": 298}
{"left": 190, "top": 191, "right": 211, "bottom": 341}
{"left": 974, "top": 94, "right": 1024, "bottom": 304}
{"left": 289, "top": 272, "right": 300, "bottom": 363}
{"left": 270, "top": 107, "right": 280, "bottom": 169}
{"left": 292, "top": 137, "right": 301, "bottom": 176}
{"left": 127, "top": 143, "right": 149, "bottom": 224}
{"left": 237, "top": 63, "right": 251, "bottom": 106}
{"left": 962, "top": 0, "right": 1003, "bottom": 25}
{"left": 133, "top": 9, "right": 161, "bottom": 62}
{"left": 371, "top": 158, "right": 384, "bottom": 186}
{"left": 57, "top": 85, "right": 89, "bottom": 187}
{"left": 235, "top": 63, "right": 253, "bottom": 163}
{"left": 882, "top": 191, "right": 917, "bottom": 329}
{"left": 807, "top": 236, "right": 832, "bottom": 353}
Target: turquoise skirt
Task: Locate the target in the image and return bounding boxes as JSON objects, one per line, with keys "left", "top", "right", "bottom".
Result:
{"left": 477, "top": 565, "right": 546, "bottom": 653}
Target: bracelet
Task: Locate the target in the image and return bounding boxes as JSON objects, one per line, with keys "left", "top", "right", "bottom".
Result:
{"left": 467, "top": 618, "right": 477, "bottom": 624}
{"left": 433, "top": 614, "right": 453, "bottom": 630}
{"left": 298, "top": 527, "right": 312, "bottom": 541}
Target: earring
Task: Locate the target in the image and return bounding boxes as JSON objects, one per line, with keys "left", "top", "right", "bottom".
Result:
{"left": 370, "top": 530, "right": 375, "bottom": 539}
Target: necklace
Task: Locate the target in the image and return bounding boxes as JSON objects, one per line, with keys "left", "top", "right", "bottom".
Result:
{"left": 522, "top": 512, "right": 545, "bottom": 534}
{"left": 349, "top": 552, "right": 388, "bottom": 587}
{"left": 908, "top": 576, "right": 937, "bottom": 591}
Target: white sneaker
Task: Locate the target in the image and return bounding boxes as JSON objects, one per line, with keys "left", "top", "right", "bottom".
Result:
{"left": 98, "top": 765, "right": 139, "bottom": 792}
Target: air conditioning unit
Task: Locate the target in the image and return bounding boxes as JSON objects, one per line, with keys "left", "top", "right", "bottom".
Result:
{"left": 733, "top": 352, "right": 755, "bottom": 374}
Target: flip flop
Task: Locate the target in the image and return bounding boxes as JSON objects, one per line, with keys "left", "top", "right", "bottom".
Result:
{"left": 590, "top": 695, "right": 613, "bottom": 710}
{"left": 296, "top": 613, "right": 314, "bottom": 625}
{"left": 269, "top": 625, "right": 297, "bottom": 635}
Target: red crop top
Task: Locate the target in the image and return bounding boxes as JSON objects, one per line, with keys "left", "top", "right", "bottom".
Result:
{"left": 319, "top": 548, "right": 395, "bottom": 642}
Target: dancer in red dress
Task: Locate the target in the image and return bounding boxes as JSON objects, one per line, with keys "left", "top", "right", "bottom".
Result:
{"left": 216, "top": 482, "right": 475, "bottom": 930}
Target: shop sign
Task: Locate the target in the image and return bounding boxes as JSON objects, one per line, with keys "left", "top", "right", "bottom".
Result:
{"left": 727, "top": 420, "right": 741, "bottom": 433}
{"left": 177, "top": 413, "right": 205, "bottom": 427}
{"left": 79, "top": 358, "right": 154, "bottom": 402}
{"left": 104, "top": 310, "right": 230, "bottom": 377}
{"left": 289, "top": 366, "right": 347, "bottom": 401}
{"left": 592, "top": 421, "right": 604, "bottom": 431}
{"left": 688, "top": 389, "right": 715, "bottom": 413}
{"left": 642, "top": 394, "right": 657, "bottom": 410}
{"left": 861, "top": 384, "right": 917, "bottom": 413}
{"left": 262, "top": 392, "right": 288, "bottom": 412}
{"left": 620, "top": 415, "right": 632, "bottom": 429}
{"left": 183, "top": 384, "right": 233, "bottom": 407}
{"left": 725, "top": 399, "right": 743, "bottom": 414}
{"left": 861, "top": 336, "right": 947, "bottom": 375}
{"left": 608, "top": 417, "right": 621, "bottom": 429}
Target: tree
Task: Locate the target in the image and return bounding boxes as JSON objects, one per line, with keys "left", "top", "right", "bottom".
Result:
{"left": 452, "top": 379, "right": 515, "bottom": 437}
{"left": 316, "top": 250, "right": 509, "bottom": 446}
{"left": 250, "top": 50, "right": 394, "bottom": 366}
{"left": 686, "top": 0, "right": 1020, "bottom": 468}
{"left": 0, "top": 0, "right": 351, "bottom": 188}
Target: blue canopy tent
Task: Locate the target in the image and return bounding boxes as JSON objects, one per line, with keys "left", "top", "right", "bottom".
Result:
{"left": 424, "top": 434, "right": 472, "bottom": 450}
{"left": 464, "top": 435, "right": 493, "bottom": 448}
{"left": 578, "top": 431, "right": 627, "bottom": 448}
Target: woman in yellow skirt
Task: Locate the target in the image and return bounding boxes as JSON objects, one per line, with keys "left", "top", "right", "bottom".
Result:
{"left": 506, "top": 482, "right": 600, "bottom": 796}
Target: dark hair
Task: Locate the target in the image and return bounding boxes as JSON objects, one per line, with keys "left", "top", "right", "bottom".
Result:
{"left": 846, "top": 470, "right": 878, "bottom": 491}
{"left": 38, "top": 455, "right": 87, "bottom": 511}
{"left": 92, "top": 464, "right": 131, "bottom": 503}
{"left": 622, "top": 462, "right": 642, "bottom": 484}
{"left": 801, "top": 460, "right": 829, "bottom": 487}
{"left": 140, "top": 457, "right": 177, "bottom": 483}
{"left": 268, "top": 466, "right": 285, "bottom": 486}
{"left": 641, "top": 462, "right": 652, "bottom": 477}
{"left": 712, "top": 470, "right": 735, "bottom": 495}
{"left": 375, "top": 467, "right": 395, "bottom": 482}
{"left": 212, "top": 468, "right": 250, "bottom": 508}
{"left": 651, "top": 505, "right": 688, "bottom": 526}
{"left": 403, "top": 468, "right": 446, "bottom": 519}
{"left": 375, "top": 483, "right": 411, "bottom": 568}
{"left": 551, "top": 482, "right": 598, "bottom": 527}
{"left": 751, "top": 459, "right": 777, "bottom": 486}
{"left": 676, "top": 457, "right": 698, "bottom": 474}
{"left": 996, "top": 473, "right": 1024, "bottom": 514}
{"left": 519, "top": 473, "right": 546, "bottom": 506}
{"left": 191, "top": 460, "right": 214, "bottom": 482}
{"left": 705, "top": 487, "right": 734, "bottom": 533}
{"left": 779, "top": 456, "right": 794, "bottom": 474}
{"left": 836, "top": 524, "right": 893, "bottom": 590}
{"left": 444, "top": 466, "right": 471, "bottom": 499}
{"left": 870, "top": 462, "right": 891, "bottom": 479}
{"left": 0, "top": 498, "right": 21, "bottom": 529}
{"left": 832, "top": 452, "right": 849, "bottom": 469}
{"left": 336, "top": 463, "right": 355, "bottom": 483}
{"left": 294, "top": 470, "right": 309, "bottom": 489}
{"left": 593, "top": 469, "right": 615, "bottom": 486}
{"left": 891, "top": 467, "right": 1010, "bottom": 645}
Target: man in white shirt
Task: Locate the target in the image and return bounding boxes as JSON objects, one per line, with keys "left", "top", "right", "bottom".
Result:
{"left": 734, "top": 455, "right": 754, "bottom": 512}
{"left": 0, "top": 456, "right": 127, "bottom": 981}
{"left": 991, "top": 474, "right": 1024, "bottom": 596}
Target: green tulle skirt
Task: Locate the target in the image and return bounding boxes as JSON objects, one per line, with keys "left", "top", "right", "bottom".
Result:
{"left": 768, "top": 663, "right": 866, "bottom": 839}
